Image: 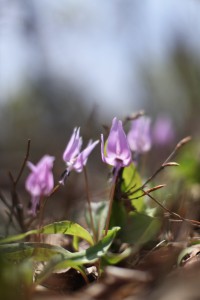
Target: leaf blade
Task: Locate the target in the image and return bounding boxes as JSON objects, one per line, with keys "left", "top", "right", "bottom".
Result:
{"left": 0, "top": 221, "right": 94, "bottom": 245}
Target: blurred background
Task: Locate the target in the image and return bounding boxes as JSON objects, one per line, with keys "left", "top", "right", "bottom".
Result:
{"left": 1, "top": 0, "right": 200, "bottom": 230}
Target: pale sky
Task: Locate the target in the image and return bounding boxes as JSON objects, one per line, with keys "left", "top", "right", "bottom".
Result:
{"left": 1, "top": 0, "right": 200, "bottom": 117}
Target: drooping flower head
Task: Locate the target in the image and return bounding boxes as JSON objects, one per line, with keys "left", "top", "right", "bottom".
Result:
{"left": 153, "top": 115, "right": 175, "bottom": 146}
{"left": 63, "top": 127, "right": 82, "bottom": 167}
{"left": 101, "top": 117, "right": 132, "bottom": 172}
{"left": 60, "top": 127, "right": 99, "bottom": 184}
{"left": 25, "top": 155, "right": 55, "bottom": 215}
{"left": 127, "top": 116, "right": 152, "bottom": 154}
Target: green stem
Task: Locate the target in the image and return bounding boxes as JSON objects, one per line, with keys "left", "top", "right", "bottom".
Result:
{"left": 105, "top": 174, "right": 117, "bottom": 236}
{"left": 37, "top": 197, "right": 47, "bottom": 242}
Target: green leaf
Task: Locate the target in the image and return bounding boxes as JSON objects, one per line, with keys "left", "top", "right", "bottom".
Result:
{"left": 103, "top": 247, "right": 132, "bottom": 265}
{"left": 40, "top": 222, "right": 94, "bottom": 245}
{"left": 121, "top": 163, "right": 145, "bottom": 212}
{"left": 0, "top": 254, "right": 34, "bottom": 299}
{"left": 85, "top": 201, "right": 108, "bottom": 241}
{"left": 35, "top": 254, "right": 87, "bottom": 284}
{"left": 0, "top": 229, "right": 37, "bottom": 245}
{"left": 0, "top": 227, "right": 120, "bottom": 264}
{"left": 72, "top": 235, "right": 79, "bottom": 251}
{"left": 110, "top": 201, "right": 126, "bottom": 229}
{"left": 121, "top": 212, "right": 161, "bottom": 246}
{"left": 0, "top": 242, "right": 70, "bottom": 262}
{"left": 0, "top": 221, "right": 94, "bottom": 245}
{"left": 0, "top": 227, "right": 120, "bottom": 284}
{"left": 0, "top": 242, "right": 87, "bottom": 284}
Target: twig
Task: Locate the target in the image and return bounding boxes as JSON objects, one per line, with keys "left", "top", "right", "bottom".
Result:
{"left": 0, "top": 190, "right": 12, "bottom": 210}
{"left": 144, "top": 190, "right": 200, "bottom": 227}
{"left": 7, "top": 139, "right": 31, "bottom": 233}
{"left": 15, "top": 139, "right": 31, "bottom": 186}
{"left": 163, "top": 136, "right": 191, "bottom": 164}
{"left": 0, "top": 190, "right": 21, "bottom": 234}
{"left": 130, "top": 184, "right": 166, "bottom": 201}
{"left": 49, "top": 184, "right": 60, "bottom": 197}
{"left": 130, "top": 136, "right": 191, "bottom": 196}
{"left": 8, "top": 139, "right": 31, "bottom": 188}
{"left": 123, "top": 110, "right": 145, "bottom": 126}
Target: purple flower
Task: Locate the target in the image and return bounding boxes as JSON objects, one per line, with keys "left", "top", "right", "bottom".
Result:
{"left": 25, "top": 155, "right": 55, "bottom": 215}
{"left": 63, "top": 127, "right": 82, "bottom": 166}
{"left": 127, "top": 116, "right": 152, "bottom": 154}
{"left": 60, "top": 127, "right": 99, "bottom": 183}
{"left": 101, "top": 117, "right": 132, "bottom": 171}
{"left": 153, "top": 115, "right": 175, "bottom": 146}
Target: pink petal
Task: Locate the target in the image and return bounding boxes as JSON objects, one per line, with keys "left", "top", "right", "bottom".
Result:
{"left": 73, "top": 140, "right": 99, "bottom": 172}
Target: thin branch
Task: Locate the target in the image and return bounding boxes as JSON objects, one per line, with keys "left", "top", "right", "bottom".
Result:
{"left": 6, "top": 139, "right": 31, "bottom": 234}
{"left": 0, "top": 190, "right": 12, "bottom": 210}
{"left": 163, "top": 136, "right": 191, "bottom": 164}
{"left": 130, "top": 184, "right": 166, "bottom": 201}
{"left": 130, "top": 136, "right": 191, "bottom": 196}
{"left": 144, "top": 190, "right": 200, "bottom": 227}
{"left": 15, "top": 139, "right": 31, "bottom": 186}
{"left": 123, "top": 110, "right": 145, "bottom": 126}
{"left": 49, "top": 184, "right": 60, "bottom": 197}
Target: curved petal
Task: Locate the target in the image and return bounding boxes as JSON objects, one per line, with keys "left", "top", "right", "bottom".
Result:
{"left": 31, "top": 196, "right": 40, "bottom": 216}
{"left": 127, "top": 117, "right": 152, "bottom": 153}
{"left": 73, "top": 140, "right": 99, "bottom": 172}
{"left": 27, "top": 161, "right": 37, "bottom": 172}
{"left": 106, "top": 117, "right": 119, "bottom": 156}
{"left": 101, "top": 117, "right": 132, "bottom": 168}
{"left": 101, "top": 134, "right": 106, "bottom": 163}
{"left": 63, "top": 128, "right": 82, "bottom": 162}
{"left": 25, "top": 155, "right": 55, "bottom": 214}
{"left": 25, "top": 173, "right": 41, "bottom": 196}
{"left": 116, "top": 120, "right": 132, "bottom": 161}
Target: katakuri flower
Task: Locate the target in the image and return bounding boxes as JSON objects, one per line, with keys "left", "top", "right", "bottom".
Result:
{"left": 25, "top": 155, "right": 55, "bottom": 215}
{"left": 101, "top": 117, "right": 132, "bottom": 172}
{"left": 60, "top": 127, "right": 99, "bottom": 184}
{"left": 153, "top": 115, "right": 175, "bottom": 146}
{"left": 127, "top": 116, "right": 152, "bottom": 154}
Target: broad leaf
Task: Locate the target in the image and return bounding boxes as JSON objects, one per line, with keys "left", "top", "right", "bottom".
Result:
{"left": 0, "top": 227, "right": 120, "bottom": 283}
{"left": 121, "top": 212, "right": 161, "bottom": 246}
{"left": 0, "top": 242, "right": 70, "bottom": 262}
{"left": 109, "top": 201, "right": 126, "bottom": 229}
{"left": 85, "top": 201, "right": 108, "bottom": 241}
{"left": 0, "top": 221, "right": 94, "bottom": 245}
{"left": 40, "top": 222, "right": 94, "bottom": 245}
{"left": 121, "top": 163, "right": 145, "bottom": 212}
{"left": 0, "top": 254, "right": 34, "bottom": 299}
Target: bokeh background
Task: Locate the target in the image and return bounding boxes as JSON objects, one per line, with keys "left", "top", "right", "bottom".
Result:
{"left": 1, "top": 0, "right": 200, "bottom": 230}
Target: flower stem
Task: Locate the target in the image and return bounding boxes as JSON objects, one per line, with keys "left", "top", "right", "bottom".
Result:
{"left": 105, "top": 172, "right": 117, "bottom": 236}
{"left": 39, "top": 198, "right": 47, "bottom": 228}
{"left": 83, "top": 166, "right": 97, "bottom": 243}
{"left": 37, "top": 197, "right": 47, "bottom": 242}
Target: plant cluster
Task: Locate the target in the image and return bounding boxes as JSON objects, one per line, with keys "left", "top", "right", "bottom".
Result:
{"left": 0, "top": 112, "right": 196, "bottom": 299}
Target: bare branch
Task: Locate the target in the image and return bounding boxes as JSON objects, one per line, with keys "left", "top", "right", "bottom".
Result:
{"left": 15, "top": 139, "right": 31, "bottom": 186}
{"left": 129, "top": 136, "right": 191, "bottom": 196}
{"left": 144, "top": 190, "right": 200, "bottom": 227}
